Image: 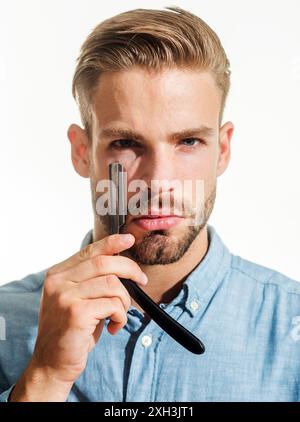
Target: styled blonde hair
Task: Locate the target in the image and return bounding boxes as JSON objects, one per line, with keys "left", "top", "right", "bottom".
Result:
{"left": 72, "top": 6, "right": 231, "bottom": 139}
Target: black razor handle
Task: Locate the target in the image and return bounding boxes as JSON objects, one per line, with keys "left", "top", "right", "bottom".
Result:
{"left": 108, "top": 163, "right": 205, "bottom": 355}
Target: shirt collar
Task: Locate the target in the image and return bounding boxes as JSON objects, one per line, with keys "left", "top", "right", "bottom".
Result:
{"left": 79, "top": 224, "right": 232, "bottom": 317}
{"left": 80, "top": 229, "right": 94, "bottom": 249}
{"left": 180, "top": 224, "right": 232, "bottom": 316}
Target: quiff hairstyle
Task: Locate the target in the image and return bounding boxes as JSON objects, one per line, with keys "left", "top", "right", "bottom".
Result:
{"left": 72, "top": 6, "right": 231, "bottom": 140}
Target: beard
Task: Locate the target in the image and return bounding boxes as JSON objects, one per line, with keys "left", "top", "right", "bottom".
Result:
{"left": 91, "top": 174, "right": 216, "bottom": 265}
{"left": 122, "top": 186, "right": 216, "bottom": 265}
{"left": 124, "top": 226, "right": 201, "bottom": 265}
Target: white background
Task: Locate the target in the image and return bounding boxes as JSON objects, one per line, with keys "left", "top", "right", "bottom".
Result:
{"left": 0, "top": 0, "right": 299, "bottom": 285}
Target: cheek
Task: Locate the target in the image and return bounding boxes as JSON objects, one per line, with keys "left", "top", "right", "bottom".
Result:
{"left": 198, "top": 145, "right": 219, "bottom": 175}
{"left": 181, "top": 153, "right": 215, "bottom": 181}
{"left": 187, "top": 155, "right": 217, "bottom": 201}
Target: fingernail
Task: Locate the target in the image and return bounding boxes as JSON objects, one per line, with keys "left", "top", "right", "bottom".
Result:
{"left": 121, "top": 234, "right": 134, "bottom": 244}
{"left": 140, "top": 273, "right": 148, "bottom": 284}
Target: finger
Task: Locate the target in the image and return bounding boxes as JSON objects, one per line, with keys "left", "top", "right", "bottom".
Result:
{"left": 86, "top": 297, "right": 128, "bottom": 334}
{"left": 76, "top": 274, "right": 132, "bottom": 311}
{"left": 47, "top": 234, "right": 135, "bottom": 275}
{"left": 61, "top": 254, "right": 148, "bottom": 285}
{"left": 91, "top": 319, "right": 106, "bottom": 349}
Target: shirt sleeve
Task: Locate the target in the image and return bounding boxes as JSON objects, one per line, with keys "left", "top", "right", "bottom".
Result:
{"left": 0, "top": 385, "right": 15, "bottom": 402}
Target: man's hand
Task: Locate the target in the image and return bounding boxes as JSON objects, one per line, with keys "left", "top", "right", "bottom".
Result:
{"left": 10, "top": 233, "right": 147, "bottom": 402}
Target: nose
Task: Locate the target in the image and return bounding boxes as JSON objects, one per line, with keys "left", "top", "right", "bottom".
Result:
{"left": 141, "top": 144, "right": 178, "bottom": 191}
{"left": 136, "top": 145, "right": 186, "bottom": 215}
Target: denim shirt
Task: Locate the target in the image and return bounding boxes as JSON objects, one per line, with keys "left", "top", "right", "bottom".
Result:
{"left": 1, "top": 225, "right": 300, "bottom": 402}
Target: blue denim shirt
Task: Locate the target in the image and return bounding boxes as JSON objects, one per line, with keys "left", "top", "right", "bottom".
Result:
{"left": 1, "top": 225, "right": 300, "bottom": 402}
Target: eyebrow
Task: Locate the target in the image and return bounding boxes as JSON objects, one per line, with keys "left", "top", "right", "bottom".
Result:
{"left": 100, "top": 125, "right": 216, "bottom": 142}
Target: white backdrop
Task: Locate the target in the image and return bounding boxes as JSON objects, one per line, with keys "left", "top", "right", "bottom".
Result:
{"left": 0, "top": 0, "right": 299, "bottom": 285}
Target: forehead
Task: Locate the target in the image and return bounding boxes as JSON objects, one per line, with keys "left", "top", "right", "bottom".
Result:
{"left": 91, "top": 67, "right": 221, "bottom": 131}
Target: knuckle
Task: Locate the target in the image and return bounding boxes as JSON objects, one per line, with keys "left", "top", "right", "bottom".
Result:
{"left": 120, "top": 294, "right": 131, "bottom": 312}
{"left": 79, "top": 243, "right": 94, "bottom": 260}
{"left": 68, "top": 300, "right": 82, "bottom": 320}
{"left": 105, "top": 276, "right": 131, "bottom": 310}
{"left": 112, "top": 296, "right": 128, "bottom": 317}
{"left": 105, "top": 235, "right": 116, "bottom": 249}
{"left": 124, "top": 293, "right": 132, "bottom": 311}
{"left": 120, "top": 312, "right": 128, "bottom": 326}
{"left": 56, "top": 289, "right": 71, "bottom": 309}
{"left": 44, "top": 273, "right": 60, "bottom": 295}
{"left": 112, "top": 298, "right": 127, "bottom": 319}
{"left": 111, "top": 296, "right": 123, "bottom": 309}
{"left": 45, "top": 267, "right": 55, "bottom": 277}
{"left": 105, "top": 274, "right": 119, "bottom": 289}
{"left": 92, "top": 254, "right": 105, "bottom": 270}
{"left": 118, "top": 285, "right": 131, "bottom": 310}
{"left": 45, "top": 267, "right": 57, "bottom": 281}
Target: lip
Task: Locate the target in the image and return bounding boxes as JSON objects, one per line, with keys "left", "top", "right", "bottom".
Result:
{"left": 132, "top": 215, "right": 184, "bottom": 231}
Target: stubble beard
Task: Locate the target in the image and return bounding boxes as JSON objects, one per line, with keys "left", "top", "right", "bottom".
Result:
{"left": 90, "top": 173, "right": 216, "bottom": 265}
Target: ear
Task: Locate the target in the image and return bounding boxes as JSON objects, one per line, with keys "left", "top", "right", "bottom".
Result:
{"left": 67, "top": 123, "right": 90, "bottom": 178}
{"left": 216, "top": 121, "right": 234, "bottom": 177}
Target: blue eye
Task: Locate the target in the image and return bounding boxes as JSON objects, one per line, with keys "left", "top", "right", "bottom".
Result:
{"left": 181, "top": 138, "right": 200, "bottom": 146}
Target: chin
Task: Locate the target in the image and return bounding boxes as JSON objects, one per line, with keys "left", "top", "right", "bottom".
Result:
{"left": 124, "top": 224, "right": 201, "bottom": 265}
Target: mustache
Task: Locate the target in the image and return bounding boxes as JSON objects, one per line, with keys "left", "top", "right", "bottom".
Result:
{"left": 127, "top": 190, "right": 196, "bottom": 218}
{"left": 96, "top": 187, "right": 210, "bottom": 232}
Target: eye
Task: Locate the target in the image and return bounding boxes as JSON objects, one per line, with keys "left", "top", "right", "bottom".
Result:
{"left": 180, "top": 138, "right": 202, "bottom": 147}
{"left": 110, "top": 139, "right": 141, "bottom": 149}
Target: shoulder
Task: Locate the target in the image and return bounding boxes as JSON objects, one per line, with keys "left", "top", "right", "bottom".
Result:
{"left": 0, "top": 268, "right": 47, "bottom": 293}
{"left": 0, "top": 269, "right": 48, "bottom": 392}
{"left": 0, "top": 268, "right": 47, "bottom": 346}
{"left": 0, "top": 269, "right": 48, "bottom": 315}
{"left": 230, "top": 254, "right": 300, "bottom": 296}
{"left": 230, "top": 255, "right": 300, "bottom": 315}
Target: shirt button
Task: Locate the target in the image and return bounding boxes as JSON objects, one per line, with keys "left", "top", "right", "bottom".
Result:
{"left": 190, "top": 299, "right": 199, "bottom": 311}
{"left": 141, "top": 335, "right": 152, "bottom": 348}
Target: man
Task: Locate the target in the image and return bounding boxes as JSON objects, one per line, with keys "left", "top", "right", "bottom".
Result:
{"left": 1, "top": 6, "right": 300, "bottom": 402}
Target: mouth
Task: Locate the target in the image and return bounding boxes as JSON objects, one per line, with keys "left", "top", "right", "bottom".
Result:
{"left": 132, "top": 213, "right": 184, "bottom": 231}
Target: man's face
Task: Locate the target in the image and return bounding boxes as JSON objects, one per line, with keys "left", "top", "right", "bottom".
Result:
{"left": 70, "top": 67, "right": 233, "bottom": 265}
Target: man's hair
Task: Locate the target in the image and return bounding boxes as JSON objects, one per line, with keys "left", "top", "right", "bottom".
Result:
{"left": 72, "top": 6, "right": 231, "bottom": 140}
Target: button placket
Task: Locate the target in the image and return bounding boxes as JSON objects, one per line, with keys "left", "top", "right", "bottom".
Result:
{"left": 124, "top": 324, "right": 157, "bottom": 401}
{"left": 141, "top": 334, "right": 152, "bottom": 348}
{"left": 190, "top": 299, "right": 200, "bottom": 312}
{"left": 125, "top": 301, "right": 188, "bottom": 401}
